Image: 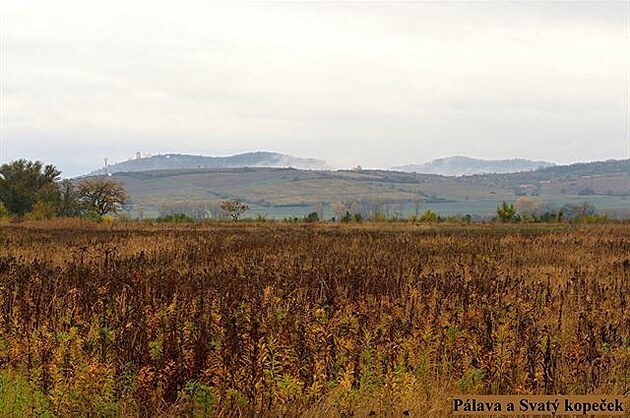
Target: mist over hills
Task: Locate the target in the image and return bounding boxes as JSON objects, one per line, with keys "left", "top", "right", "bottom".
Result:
{"left": 88, "top": 152, "right": 329, "bottom": 176}
{"left": 87, "top": 153, "right": 561, "bottom": 178}
{"left": 392, "top": 156, "right": 555, "bottom": 176}
{"left": 102, "top": 158, "right": 629, "bottom": 219}
{"left": 79, "top": 152, "right": 630, "bottom": 218}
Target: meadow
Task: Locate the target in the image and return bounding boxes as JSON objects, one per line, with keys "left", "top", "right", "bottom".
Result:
{"left": 0, "top": 220, "right": 629, "bottom": 416}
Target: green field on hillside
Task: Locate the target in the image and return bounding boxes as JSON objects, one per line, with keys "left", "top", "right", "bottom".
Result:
{"left": 110, "top": 161, "right": 630, "bottom": 219}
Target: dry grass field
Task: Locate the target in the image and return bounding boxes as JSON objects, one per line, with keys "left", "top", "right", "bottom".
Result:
{"left": 0, "top": 220, "right": 629, "bottom": 416}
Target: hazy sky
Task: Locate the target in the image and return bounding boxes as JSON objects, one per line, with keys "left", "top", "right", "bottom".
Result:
{"left": 1, "top": 0, "right": 629, "bottom": 177}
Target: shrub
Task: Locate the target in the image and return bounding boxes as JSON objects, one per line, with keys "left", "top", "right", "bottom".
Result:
{"left": 340, "top": 212, "right": 362, "bottom": 223}
{"left": 25, "top": 200, "right": 57, "bottom": 220}
{"left": 496, "top": 201, "right": 518, "bottom": 223}
{"left": 81, "top": 210, "right": 104, "bottom": 222}
{"left": 340, "top": 211, "right": 353, "bottom": 223}
{"left": 255, "top": 213, "right": 272, "bottom": 223}
{"left": 419, "top": 209, "right": 440, "bottom": 223}
{"left": 304, "top": 212, "right": 319, "bottom": 223}
{"left": 155, "top": 213, "right": 195, "bottom": 223}
{"left": 0, "top": 202, "right": 8, "bottom": 219}
{"left": 573, "top": 214, "right": 609, "bottom": 224}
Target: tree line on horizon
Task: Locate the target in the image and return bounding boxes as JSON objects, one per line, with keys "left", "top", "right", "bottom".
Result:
{"left": 0, "top": 159, "right": 127, "bottom": 220}
{"left": 0, "top": 159, "right": 254, "bottom": 223}
{"left": 0, "top": 159, "right": 608, "bottom": 224}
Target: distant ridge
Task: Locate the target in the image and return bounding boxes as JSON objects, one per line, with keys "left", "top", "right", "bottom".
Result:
{"left": 88, "top": 151, "right": 329, "bottom": 176}
{"left": 392, "top": 156, "right": 555, "bottom": 176}
{"left": 101, "top": 158, "right": 629, "bottom": 219}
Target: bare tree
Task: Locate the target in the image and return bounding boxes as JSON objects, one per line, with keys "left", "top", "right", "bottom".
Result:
{"left": 221, "top": 198, "right": 250, "bottom": 221}
{"left": 78, "top": 177, "right": 128, "bottom": 216}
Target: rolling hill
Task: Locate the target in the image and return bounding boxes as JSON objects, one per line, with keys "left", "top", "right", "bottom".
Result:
{"left": 88, "top": 152, "right": 329, "bottom": 176}
{"left": 102, "top": 159, "right": 630, "bottom": 219}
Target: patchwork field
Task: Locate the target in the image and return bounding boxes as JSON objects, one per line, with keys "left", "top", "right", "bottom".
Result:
{"left": 109, "top": 160, "right": 630, "bottom": 219}
{"left": 0, "top": 221, "right": 629, "bottom": 416}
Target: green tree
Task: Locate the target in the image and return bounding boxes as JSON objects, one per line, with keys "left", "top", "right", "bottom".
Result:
{"left": 419, "top": 209, "right": 440, "bottom": 223}
{"left": 0, "top": 159, "right": 61, "bottom": 216}
{"left": 221, "top": 198, "right": 250, "bottom": 221}
{"left": 58, "top": 179, "right": 81, "bottom": 217}
{"left": 304, "top": 211, "right": 319, "bottom": 223}
{"left": 78, "top": 177, "right": 128, "bottom": 216}
{"left": 496, "top": 201, "right": 518, "bottom": 223}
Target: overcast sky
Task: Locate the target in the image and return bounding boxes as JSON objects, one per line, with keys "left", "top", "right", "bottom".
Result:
{"left": 1, "top": 0, "right": 628, "bottom": 177}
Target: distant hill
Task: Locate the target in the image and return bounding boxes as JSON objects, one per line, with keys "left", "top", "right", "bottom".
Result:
{"left": 99, "top": 158, "right": 629, "bottom": 219}
{"left": 88, "top": 152, "right": 329, "bottom": 175}
{"left": 393, "top": 156, "right": 555, "bottom": 176}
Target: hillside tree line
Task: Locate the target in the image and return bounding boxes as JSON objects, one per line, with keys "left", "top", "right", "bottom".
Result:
{"left": 0, "top": 159, "right": 127, "bottom": 219}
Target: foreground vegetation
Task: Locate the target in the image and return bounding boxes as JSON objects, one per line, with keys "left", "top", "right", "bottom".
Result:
{"left": 0, "top": 221, "right": 629, "bottom": 416}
